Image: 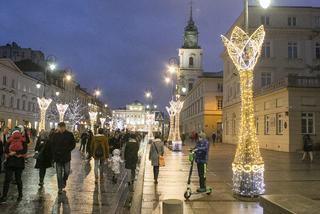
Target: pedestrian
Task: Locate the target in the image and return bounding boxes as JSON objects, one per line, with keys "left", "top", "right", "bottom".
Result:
{"left": 149, "top": 136, "right": 164, "bottom": 184}
{"left": 124, "top": 133, "right": 140, "bottom": 190}
{"left": 194, "top": 132, "right": 209, "bottom": 193}
{"left": 212, "top": 132, "right": 216, "bottom": 145}
{"left": 51, "top": 122, "right": 76, "bottom": 194}
{"left": 79, "top": 130, "right": 89, "bottom": 153}
{"left": 0, "top": 127, "right": 28, "bottom": 203}
{"left": 34, "top": 130, "right": 52, "bottom": 187}
{"left": 0, "top": 127, "right": 10, "bottom": 173}
{"left": 181, "top": 133, "right": 186, "bottom": 146}
{"left": 86, "top": 129, "right": 94, "bottom": 160}
{"left": 91, "top": 128, "right": 109, "bottom": 184}
{"left": 108, "top": 149, "right": 123, "bottom": 183}
{"left": 302, "top": 134, "right": 313, "bottom": 162}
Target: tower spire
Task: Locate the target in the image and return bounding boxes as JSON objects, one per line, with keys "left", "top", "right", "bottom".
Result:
{"left": 189, "top": 0, "right": 193, "bottom": 22}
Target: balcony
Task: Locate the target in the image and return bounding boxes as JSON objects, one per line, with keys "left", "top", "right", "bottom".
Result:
{"left": 254, "top": 75, "right": 320, "bottom": 96}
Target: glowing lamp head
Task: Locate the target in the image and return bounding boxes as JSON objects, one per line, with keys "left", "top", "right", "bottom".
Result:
{"left": 94, "top": 90, "right": 101, "bottom": 97}
{"left": 146, "top": 105, "right": 150, "bottom": 109}
{"left": 48, "top": 63, "right": 56, "bottom": 71}
{"left": 154, "top": 105, "right": 157, "bottom": 109}
{"left": 36, "top": 83, "right": 41, "bottom": 89}
{"left": 181, "top": 87, "right": 187, "bottom": 93}
{"left": 165, "top": 77, "right": 171, "bottom": 84}
{"left": 168, "top": 66, "right": 176, "bottom": 74}
{"left": 65, "top": 74, "right": 72, "bottom": 81}
{"left": 104, "top": 104, "right": 108, "bottom": 108}
{"left": 145, "top": 91, "right": 151, "bottom": 98}
{"left": 55, "top": 91, "right": 60, "bottom": 96}
{"left": 259, "top": 0, "right": 271, "bottom": 9}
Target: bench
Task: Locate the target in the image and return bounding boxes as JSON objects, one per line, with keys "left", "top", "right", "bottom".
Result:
{"left": 260, "top": 195, "right": 320, "bottom": 214}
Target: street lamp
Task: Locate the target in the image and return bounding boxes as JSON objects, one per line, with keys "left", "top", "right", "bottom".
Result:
{"left": 55, "top": 91, "right": 60, "bottom": 96}
{"left": 181, "top": 87, "right": 187, "bottom": 94}
{"left": 153, "top": 104, "right": 157, "bottom": 109}
{"left": 65, "top": 74, "right": 72, "bottom": 81}
{"left": 104, "top": 104, "right": 108, "bottom": 108}
{"left": 164, "top": 76, "right": 171, "bottom": 84}
{"left": 94, "top": 89, "right": 101, "bottom": 97}
{"left": 145, "top": 91, "right": 151, "bottom": 98}
{"left": 36, "top": 82, "right": 41, "bottom": 89}
{"left": 244, "top": 0, "right": 270, "bottom": 32}
{"left": 259, "top": 0, "right": 271, "bottom": 9}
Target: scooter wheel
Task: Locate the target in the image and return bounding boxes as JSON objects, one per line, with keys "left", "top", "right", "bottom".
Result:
{"left": 184, "top": 190, "right": 191, "bottom": 200}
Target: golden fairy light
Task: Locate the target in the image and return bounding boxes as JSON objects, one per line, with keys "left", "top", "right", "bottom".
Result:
{"left": 37, "top": 97, "right": 52, "bottom": 131}
{"left": 221, "top": 25, "right": 265, "bottom": 197}
{"left": 56, "top": 103, "right": 69, "bottom": 122}
{"left": 166, "top": 100, "right": 184, "bottom": 151}
{"left": 89, "top": 111, "right": 98, "bottom": 133}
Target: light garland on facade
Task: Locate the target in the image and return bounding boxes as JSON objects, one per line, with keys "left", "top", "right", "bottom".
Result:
{"left": 89, "top": 111, "right": 98, "bottom": 133}
{"left": 56, "top": 103, "right": 69, "bottom": 122}
{"left": 221, "top": 25, "right": 265, "bottom": 197}
{"left": 37, "top": 97, "right": 52, "bottom": 131}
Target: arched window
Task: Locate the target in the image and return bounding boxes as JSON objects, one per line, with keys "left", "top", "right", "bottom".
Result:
{"left": 189, "top": 57, "right": 194, "bottom": 67}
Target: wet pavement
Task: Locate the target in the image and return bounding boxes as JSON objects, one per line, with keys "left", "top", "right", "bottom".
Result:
{"left": 141, "top": 142, "right": 320, "bottom": 214}
{"left": 0, "top": 144, "right": 128, "bottom": 214}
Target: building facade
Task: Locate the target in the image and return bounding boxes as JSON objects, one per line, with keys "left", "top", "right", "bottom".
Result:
{"left": 222, "top": 6, "right": 320, "bottom": 152}
{"left": 178, "top": 6, "right": 223, "bottom": 139}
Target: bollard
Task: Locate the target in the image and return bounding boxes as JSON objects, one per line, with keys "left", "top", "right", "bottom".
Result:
{"left": 162, "top": 199, "right": 183, "bottom": 214}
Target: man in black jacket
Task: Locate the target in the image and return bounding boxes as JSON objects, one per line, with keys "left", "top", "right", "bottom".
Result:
{"left": 51, "top": 122, "right": 75, "bottom": 194}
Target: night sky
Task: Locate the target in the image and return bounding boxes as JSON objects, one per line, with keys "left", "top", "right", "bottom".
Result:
{"left": 1, "top": 0, "right": 319, "bottom": 109}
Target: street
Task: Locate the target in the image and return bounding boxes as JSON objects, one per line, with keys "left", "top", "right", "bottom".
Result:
{"left": 141, "top": 142, "right": 320, "bottom": 214}
{"left": 0, "top": 144, "right": 128, "bottom": 214}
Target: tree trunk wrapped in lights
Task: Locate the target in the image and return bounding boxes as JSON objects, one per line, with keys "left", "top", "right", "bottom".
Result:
{"left": 89, "top": 111, "right": 98, "bottom": 133}
{"left": 100, "top": 117, "right": 106, "bottom": 128}
{"left": 37, "top": 97, "right": 52, "bottom": 131}
{"left": 166, "top": 100, "right": 176, "bottom": 142}
{"left": 56, "top": 104, "right": 69, "bottom": 122}
{"left": 221, "top": 25, "right": 265, "bottom": 197}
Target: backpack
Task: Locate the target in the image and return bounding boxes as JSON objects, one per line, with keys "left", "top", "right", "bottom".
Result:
{"left": 95, "top": 143, "right": 104, "bottom": 158}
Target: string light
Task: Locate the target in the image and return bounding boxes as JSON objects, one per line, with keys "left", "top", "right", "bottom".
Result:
{"left": 221, "top": 25, "right": 265, "bottom": 197}
{"left": 37, "top": 97, "right": 52, "bottom": 131}
{"left": 100, "top": 117, "right": 106, "bottom": 128}
{"left": 166, "top": 100, "right": 184, "bottom": 151}
{"left": 89, "top": 111, "right": 98, "bottom": 132}
{"left": 56, "top": 103, "right": 69, "bottom": 122}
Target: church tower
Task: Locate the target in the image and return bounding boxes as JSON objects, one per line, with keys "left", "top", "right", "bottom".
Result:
{"left": 177, "top": 3, "right": 203, "bottom": 96}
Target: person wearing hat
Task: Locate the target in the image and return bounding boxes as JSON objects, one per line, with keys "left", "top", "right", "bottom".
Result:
{"left": 51, "top": 122, "right": 76, "bottom": 194}
{"left": 194, "top": 132, "right": 209, "bottom": 193}
{"left": 0, "top": 127, "right": 28, "bottom": 203}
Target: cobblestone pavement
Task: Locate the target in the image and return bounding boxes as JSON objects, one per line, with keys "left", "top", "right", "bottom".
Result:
{"left": 0, "top": 144, "right": 128, "bottom": 214}
{"left": 141, "top": 142, "right": 320, "bottom": 214}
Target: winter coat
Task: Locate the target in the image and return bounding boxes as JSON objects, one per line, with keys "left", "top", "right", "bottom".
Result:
{"left": 109, "top": 149, "right": 123, "bottom": 174}
{"left": 195, "top": 139, "right": 209, "bottom": 164}
{"left": 34, "top": 136, "right": 53, "bottom": 169}
{"left": 303, "top": 135, "right": 313, "bottom": 152}
{"left": 91, "top": 134, "right": 109, "bottom": 160}
{"left": 51, "top": 130, "right": 76, "bottom": 163}
{"left": 149, "top": 139, "right": 164, "bottom": 166}
{"left": 109, "top": 137, "right": 121, "bottom": 154}
{"left": 124, "top": 138, "right": 140, "bottom": 169}
{"left": 4, "top": 140, "right": 28, "bottom": 169}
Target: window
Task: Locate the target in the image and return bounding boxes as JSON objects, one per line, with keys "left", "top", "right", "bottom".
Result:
{"left": 1, "top": 94, "right": 5, "bottom": 106}
{"left": 217, "top": 98, "right": 223, "bottom": 110}
{"left": 265, "top": 115, "right": 270, "bottom": 135}
{"left": 189, "top": 57, "right": 194, "bottom": 67}
{"left": 301, "top": 112, "right": 314, "bottom": 134}
{"left": 277, "top": 113, "right": 284, "bottom": 135}
{"left": 315, "top": 16, "right": 320, "bottom": 27}
{"left": 2, "top": 76, "right": 7, "bottom": 86}
{"left": 288, "top": 42, "right": 298, "bottom": 59}
{"left": 16, "top": 99, "right": 20, "bottom": 110}
{"left": 261, "top": 41, "right": 271, "bottom": 58}
{"left": 10, "top": 97, "right": 14, "bottom": 107}
{"left": 11, "top": 79, "right": 15, "bottom": 88}
{"left": 316, "top": 43, "right": 320, "bottom": 59}
{"left": 256, "top": 117, "right": 259, "bottom": 135}
{"left": 217, "top": 83, "right": 223, "bottom": 92}
{"left": 261, "top": 72, "right": 272, "bottom": 87}
{"left": 188, "top": 82, "right": 193, "bottom": 91}
{"left": 288, "top": 16, "right": 297, "bottom": 26}
{"left": 232, "top": 114, "right": 236, "bottom": 135}
{"left": 261, "top": 16, "right": 270, "bottom": 25}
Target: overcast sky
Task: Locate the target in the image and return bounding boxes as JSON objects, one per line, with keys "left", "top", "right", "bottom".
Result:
{"left": 1, "top": 0, "right": 319, "bottom": 109}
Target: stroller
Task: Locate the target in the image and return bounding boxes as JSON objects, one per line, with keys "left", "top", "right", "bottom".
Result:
{"left": 184, "top": 149, "right": 212, "bottom": 200}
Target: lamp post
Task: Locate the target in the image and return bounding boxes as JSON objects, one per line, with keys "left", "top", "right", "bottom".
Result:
{"left": 243, "top": 0, "right": 271, "bottom": 32}
{"left": 220, "top": 0, "right": 269, "bottom": 199}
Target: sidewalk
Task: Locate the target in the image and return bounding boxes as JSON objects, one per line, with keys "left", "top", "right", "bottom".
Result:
{"left": 141, "top": 142, "right": 320, "bottom": 214}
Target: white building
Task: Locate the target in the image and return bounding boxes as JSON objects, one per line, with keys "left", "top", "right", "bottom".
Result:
{"left": 222, "top": 6, "right": 320, "bottom": 152}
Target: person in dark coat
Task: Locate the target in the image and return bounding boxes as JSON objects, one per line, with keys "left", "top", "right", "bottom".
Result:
{"left": 34, "top": 130, "right": 52, "bottom": 187}
{"left": 124, "top": 133, "right": 140, "bottom": 189}
{"left": 86, "top": 130, "right": 94, "bottom": 160}
{"left": 51, "top": 122, "right": 76, "bottom": 194}
{"left": 193, "top": 132, "right": 209, "bottom": 193}
{"left": 79, "top": 130, "right": 89, "bottom": 153}
{"left": 0, "top": 127, "right": 9, "bottom": 173}
{"left": 212, "top": 132, "right": 216, "bottom": 145}
{"left": 0, "top": 127, "right": 28, "bottom": 203}
{"left": 302, "top": 134, "right": 313, "bottom": 162}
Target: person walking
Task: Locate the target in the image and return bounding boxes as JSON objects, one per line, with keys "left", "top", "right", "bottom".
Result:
{"left": 211, "top": 132, "right": 216, "bottom": 145}
{"left": 86, "top": 130, "right": 94, "bottom": 160}
{"left": 79, "top": 130, "right": 89, "bottom": 154}
{"left": 34, "top": 130, "right": 53, "bottom": 187}
{"left": 91, "top": 128, "right": 109, "bottom": 184}
{"left": 0, "top": 127, "right": 9, "bottom": 173}
{"left": 51, "top": 122, "right": 76, "bottom": 194}
{"left": 149, "top": 136, "right": 164, "bottom": 184}
{"left": 0, "top": 127, "right": 28, "bottom": 203}
{"left": 124, "top": 133, "right": 139, "bottom": 189}
{"left": 194, "top": 132, "right": 209, "bottom": 193}
{"left": 109, "top": 149, "right": 123, "bottom": 183}
{"left": 302, "top": 134, "right": 313, "bottom": 162}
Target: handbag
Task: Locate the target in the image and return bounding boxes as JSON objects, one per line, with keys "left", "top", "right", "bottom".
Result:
{"left": 153, "top": 142, "right": 165, "bottom": 167}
